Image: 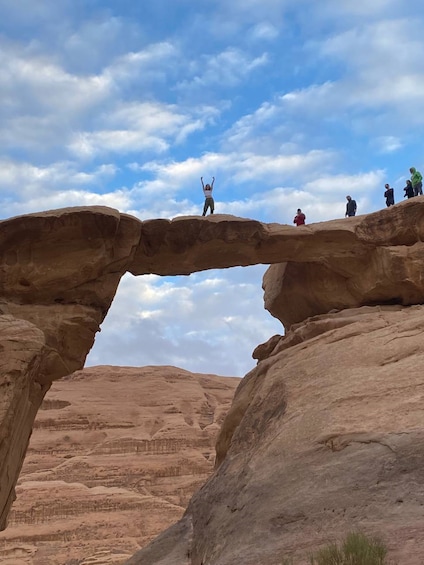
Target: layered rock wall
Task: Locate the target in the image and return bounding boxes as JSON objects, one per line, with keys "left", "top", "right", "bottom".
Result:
{"left": 0, "top": 366, "right": 239, "bottom": 565}
{"left": 0, "top": 318, "right": 49, "bottom": 530}
{"left": 0, "top": 207, "right": 140, "bottom": 530}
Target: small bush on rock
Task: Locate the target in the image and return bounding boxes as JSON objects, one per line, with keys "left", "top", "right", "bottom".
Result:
{"left": 282, "top": 531, "right": 390, "bottom": 565}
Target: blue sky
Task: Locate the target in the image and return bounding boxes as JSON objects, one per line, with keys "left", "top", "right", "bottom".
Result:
{"left": 1, "top": 0, "right": 424, "bottom": 376}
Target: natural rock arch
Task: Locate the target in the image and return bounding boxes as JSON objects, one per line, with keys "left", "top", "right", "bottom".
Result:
{"left": 2, "top": 199, "right": 424, "bottom": 538}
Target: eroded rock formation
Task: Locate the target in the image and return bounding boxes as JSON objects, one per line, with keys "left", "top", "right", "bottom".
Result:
{"left": 2, "top": 200, "right": 424, "bottom": 563}
{"left": 0, "top": 366, "right": 239, "bottom": 564}
{"left": 128, "top": 305, "right": 424, "bottom": 565}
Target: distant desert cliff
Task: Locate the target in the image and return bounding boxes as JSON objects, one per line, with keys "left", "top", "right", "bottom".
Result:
{"left": 0, "top": 365, "right": 239, "bottom": 564}
{"left": 2, "top": 200, "right": 424, "bottom": 564}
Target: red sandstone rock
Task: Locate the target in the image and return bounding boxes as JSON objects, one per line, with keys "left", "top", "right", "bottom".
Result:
{"left": 128, "top": 306, "right": 424, "bottom": 565}
{"left": 0, "top": 365, "right": 239, "bottom": 564}
{"left": 3, "top": 203, "right": 424, "bottom": 564}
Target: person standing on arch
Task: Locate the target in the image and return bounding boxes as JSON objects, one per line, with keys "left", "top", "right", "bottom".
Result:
{"left": 293, "top": 208, "right": 306, "bottom": 226}
{"left": 201, "top": 176, "right": 215, "bottom": 216}
{"left": 404, "top": 179, "right": 414, "bottom": 199}
{"left": 345, "top": 195, "right": 357, "bottom": 217}
{"left": 384, "top": 183, "right": 395, "bottom": 207}
{"left": 409, "top": 167, "right": 423, "bottom": 196}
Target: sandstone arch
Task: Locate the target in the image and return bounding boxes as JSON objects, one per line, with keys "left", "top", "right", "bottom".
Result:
{"left": 2, "top": 199, "right": 424, "bottom": 543}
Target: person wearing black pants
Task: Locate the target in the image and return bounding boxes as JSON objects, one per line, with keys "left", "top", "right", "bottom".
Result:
{"left": 384, "top": 184, "right": 395, "bottom": 207}
{"left": 345, "top": 195, "right": 357, "bottom": 217}
{"left": 201, "top": 176, "right": 215, "bottom": 215}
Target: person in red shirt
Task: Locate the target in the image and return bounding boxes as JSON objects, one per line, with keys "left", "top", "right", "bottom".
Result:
{"left": 293, "top": 208, "right": 306, "bottom": 226}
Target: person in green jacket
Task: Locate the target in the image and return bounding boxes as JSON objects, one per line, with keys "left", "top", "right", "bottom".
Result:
{"left": 409, "top": 167, "right": 423, "bottom": 196}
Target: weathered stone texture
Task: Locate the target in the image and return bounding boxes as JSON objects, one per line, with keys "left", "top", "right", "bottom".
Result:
{"left": 0, "top": 366, "right": 239, "bottom": 564}
{"left": 130, "top": 305, "right": 424, "bottom": 565}
{"left": 2, "top": 201, "right": 424, "bottom": 564}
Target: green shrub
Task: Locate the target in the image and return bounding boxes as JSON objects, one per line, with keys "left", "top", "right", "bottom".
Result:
{"left": 282, "top": 532, "right": 389, "bottom": 565}
{"left": 309, "top": 541, "right": 344, "bottom": 565}
{"left": 310, "top": 531, "right": 387, "bottom": 565}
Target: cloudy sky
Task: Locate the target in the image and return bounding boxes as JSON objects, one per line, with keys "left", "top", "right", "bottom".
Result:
{"left": 2, "top": 0, "right": 424, "bottom": 377}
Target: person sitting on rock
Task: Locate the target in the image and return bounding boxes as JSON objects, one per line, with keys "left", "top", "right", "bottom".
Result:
{"left": 384, "top": 184, "right": 395, "bottom": 207}
{"left": 345, "top": 195, "right": 357, "bottom": 217}
{"left": 293, "top": 208, "right": 306, "bottom": 226}
{"left": 404, "top": 180, "right": 414, "bottom": 199}
{"left": 201, "top": 176, "right": 215, "bottom": 216}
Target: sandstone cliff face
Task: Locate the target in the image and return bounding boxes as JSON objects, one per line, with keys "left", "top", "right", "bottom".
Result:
{"left": 127, "top": 305, "right": 424, "bottom": 565}
{"left": 0, "top": 317, "right": 50, "bottom": 532}
{"left": 0, "top": 366, "right": 239, "bottom": 565}
{"left": 0, "top": 207, "right": 140, "bottom": 533}
{"left": 262, "top": 200, "right": 424, "bottom": 327}
{"left": 3, "top": 201, "right": 424, "bottom": 564}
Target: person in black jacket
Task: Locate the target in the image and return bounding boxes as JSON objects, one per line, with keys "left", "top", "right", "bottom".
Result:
{"left": 345, "top": 195, "right": 357, "bottom": 217}
{"left": 404, "top": 180, "right": 414, "bottom": 199}
{"left": 384, "top": 184, "right": 395, "bottom": 207}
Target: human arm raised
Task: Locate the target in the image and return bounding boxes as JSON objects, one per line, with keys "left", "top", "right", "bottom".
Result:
{"left": 211, "top": 176, "right": 215, "bottom": 189}
{"left": 200, "top": 176, "right": 205, "bottom": 189}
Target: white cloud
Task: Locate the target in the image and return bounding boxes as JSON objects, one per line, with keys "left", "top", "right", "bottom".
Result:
{"left": 132, "top": 153, "right": 224, "bottom": 199}
{"left": 86, "top": 268, "right": 283, "bottom": 376}
{"left": 220, "top": 150, "right": 335, "bottom": 184}
{"left": 219, "top": 169, "right": 385, "bottom": 224}
{"left": 249, "top": 22, "right": 279, "bottom": 41}
{"left": 209, "top": 15, "right": 424, "bottom": 154}
{"left": 67, "top": 100, "right": 220, "bottom": 159}
{"left": 121, "top": 147, "right": 388, "bottom": 225}
{"left": 68, "top": 130, "right": 170, "bottom": 159}
{"left": 0, "top": 46, "right": 111, "bottom": 113}
{"left": 137, "top": 149, "right": 336, "bottom": 195}
{"left": 0, "top": 159, "right": 126, "bottom": 218}
{"left": 373, "top": 136, "right": 403, "bottom": 154}
{"left": 2, "top": 189, "right": 131, "bottom": 220}
{"left": 0, "top": 45, "right": 112, "bottom": 156}
{"left": 286, "top": 18, "right": 424, "bottom": 129}
{"left": 123, "top": 151, "right": 385, "bottom": 225}
{"left": 62, "top": 17, "right": 142, "bottom": 73}
{"left": 303, "top": 171, "right": 385, "bottom": 196}
{"left": 0, "top": 38, "right": 207, "bottom": 159}
{"left": 176, "top": 48, "right": 269, "bottom": 92}
{"left": 0, "top": 160, "right": 116, "bottom": 192}
{"left": 103, "top": 41, "right": 180, "bottom": 87}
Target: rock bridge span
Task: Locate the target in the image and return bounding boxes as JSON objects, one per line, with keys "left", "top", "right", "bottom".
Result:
{"left": 2, "top": 199, "right": 424, "bottom": 529}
